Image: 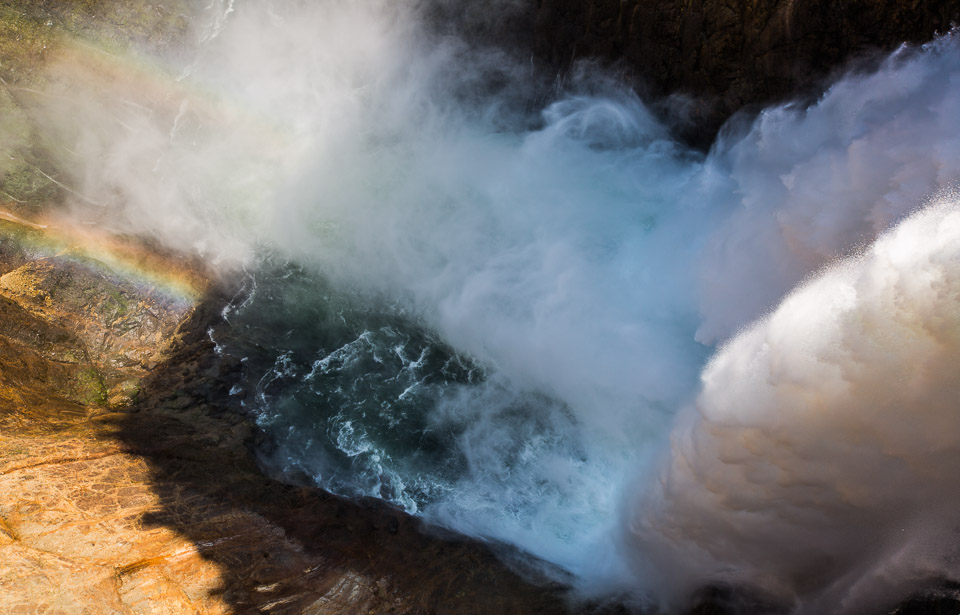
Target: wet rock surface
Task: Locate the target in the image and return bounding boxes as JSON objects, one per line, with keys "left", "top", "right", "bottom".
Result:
{"left": 1, "top": 218, "right": 957, "bottom": 614}
{"left": 0, "top": 220, "right": 577, "bottom": 614}
{"left": 117, "top": 292, "right": 578, "bottom": 614}
{"left": 2, "top": 1, "right": 960, "bottom": 613}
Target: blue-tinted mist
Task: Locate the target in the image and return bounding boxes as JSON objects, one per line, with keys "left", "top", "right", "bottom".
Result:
{"left": 40, "top": 0, "right": 960, "bottom": 609}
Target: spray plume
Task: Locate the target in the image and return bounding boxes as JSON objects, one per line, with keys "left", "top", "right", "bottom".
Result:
{"left": 18, "top": 1, "right": 960, "bottom": 609}
{"left": 629, "top": 197, "right": 960, "bottom": 613}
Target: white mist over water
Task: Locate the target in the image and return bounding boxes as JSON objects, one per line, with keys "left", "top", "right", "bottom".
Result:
{"left": 30, "top": 0, "right": 960, "bottom": 610}
{"left": 629, "top": 198, "right": 960, "bottom": 613}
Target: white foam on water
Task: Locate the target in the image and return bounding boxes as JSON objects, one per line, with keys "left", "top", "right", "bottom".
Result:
{"left": 31, "top": 1, "right": 960, "bottom": 607}
{"left": 628, "top": 197, "right": 960, "bottom": 613}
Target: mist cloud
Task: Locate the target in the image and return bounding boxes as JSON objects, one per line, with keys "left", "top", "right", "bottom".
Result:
{"left": 22, "top": 2, "right": 960, "bottom": 609}
{"left": 629, "top": 197, "right": 960, "bottom": 613}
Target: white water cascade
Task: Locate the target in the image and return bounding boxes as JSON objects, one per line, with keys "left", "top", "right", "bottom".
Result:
{"left": 31, "top": 1, "right": 960, "bottom": 610}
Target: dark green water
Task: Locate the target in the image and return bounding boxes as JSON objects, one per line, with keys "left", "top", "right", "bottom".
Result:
{"left": 216, "top": 259, "right": 580, "bottom": 515}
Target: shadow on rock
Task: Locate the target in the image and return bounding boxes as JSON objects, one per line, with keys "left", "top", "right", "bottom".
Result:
{"left": 111, "top": 289, "right": 579, "bottom": 614}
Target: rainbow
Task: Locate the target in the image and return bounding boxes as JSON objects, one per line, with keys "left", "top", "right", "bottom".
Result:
{"left": 0, "top": 207, "right": 206, "bottom": 304}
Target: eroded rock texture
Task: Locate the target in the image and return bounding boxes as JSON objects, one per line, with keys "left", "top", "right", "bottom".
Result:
{"left": 3, "top": 1, "right": 960, "bottom": 613}
{"left": 0, "top": 218, "right": 575, "bottom": 614}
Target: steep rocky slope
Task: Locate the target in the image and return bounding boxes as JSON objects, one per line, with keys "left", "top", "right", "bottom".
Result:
{"left": 0, "top": 216, "right": 577, "bottom": 614}
{"left": 3, "top": 1, "right": 960, "bottom": 613}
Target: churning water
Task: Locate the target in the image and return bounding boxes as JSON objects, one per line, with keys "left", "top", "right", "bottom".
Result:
{"left": 36, "top": 0, "right": 960, "bottom": 611}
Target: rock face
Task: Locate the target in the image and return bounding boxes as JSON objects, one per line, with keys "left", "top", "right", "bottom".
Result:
{"left": 0, "top": 217, "right": 575, "bottom": 614}
{"left": 533, "top": 0, "right": 960, "bottom": 141}
{"left": 4, "top": 1, "right": 960, "bottom": 613}
{"left": 1, "top": 218, "right": 957, "bottom": 615}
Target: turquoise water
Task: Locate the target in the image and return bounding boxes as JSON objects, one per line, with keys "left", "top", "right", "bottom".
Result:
{"left": 49, "top": 0, "right": 960, "bottom": 604}
{"left": 218, "top": 263, "right": 481, "bottom": 510}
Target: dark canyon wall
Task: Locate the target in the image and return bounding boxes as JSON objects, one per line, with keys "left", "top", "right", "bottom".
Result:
{"left": 532, "top": 0, "right": 960, "bottom": 141}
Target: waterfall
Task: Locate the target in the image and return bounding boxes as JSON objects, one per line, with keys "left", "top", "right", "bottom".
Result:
{"left": 34, "top": 0, "right": 960, "bottom": 609}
